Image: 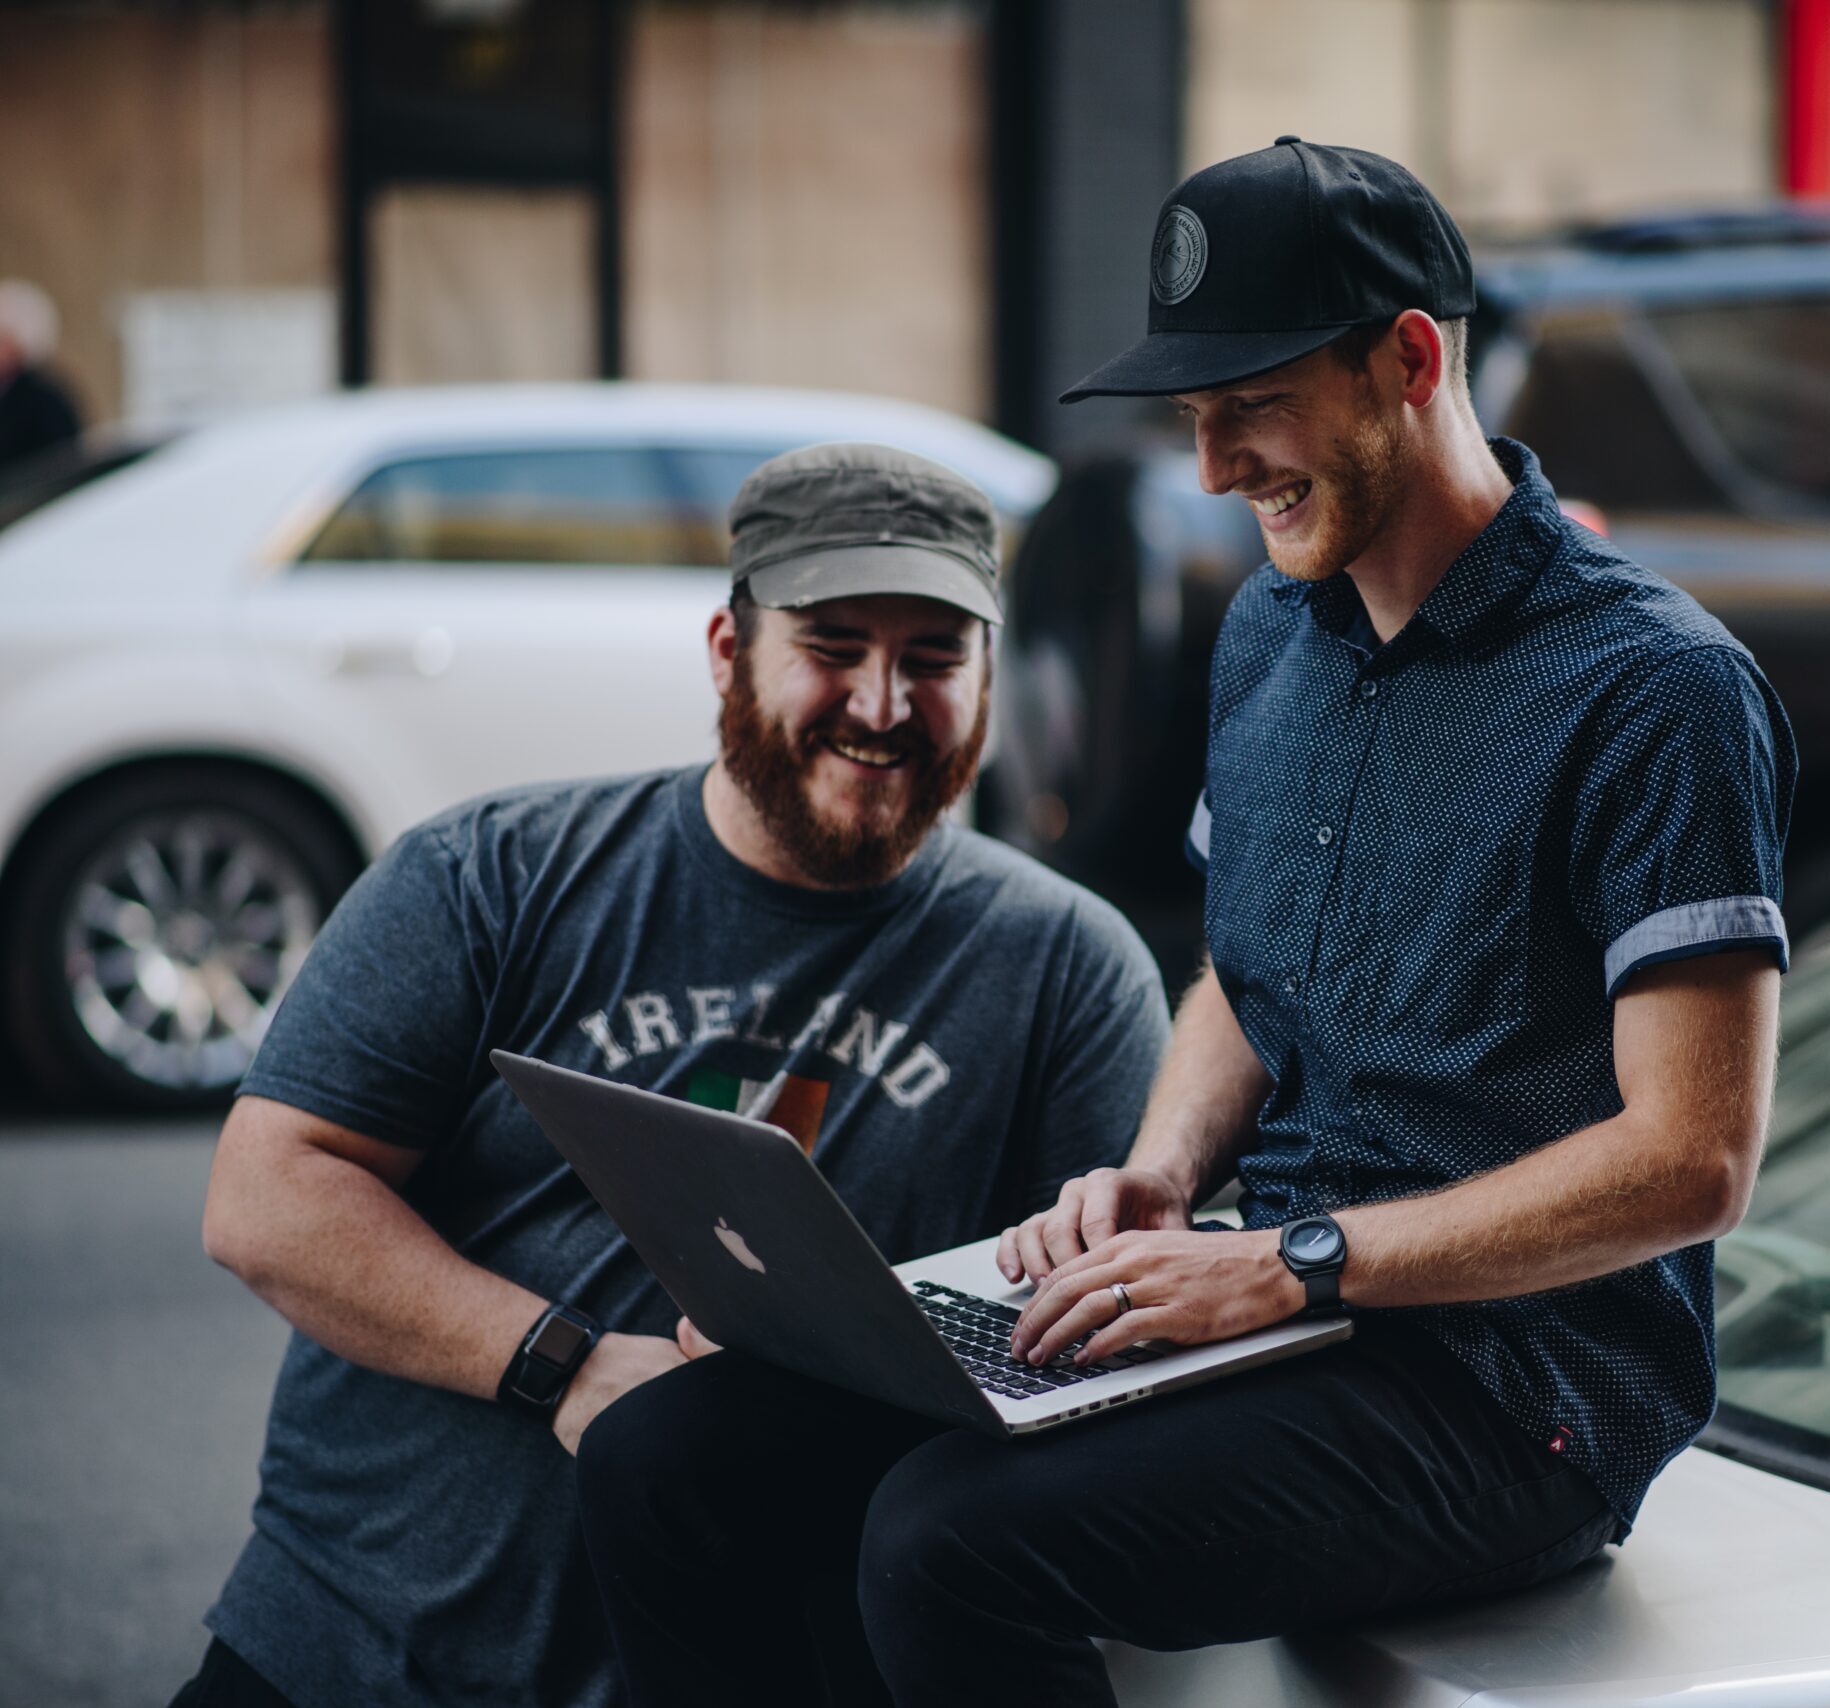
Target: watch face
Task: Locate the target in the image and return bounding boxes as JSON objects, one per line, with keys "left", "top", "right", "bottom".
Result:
{"left": 1287, "top": 1220, "right": 1343, "bottom": 1265}
{"left": 530, "top": 1314, "right": 589, "bottom": 1365}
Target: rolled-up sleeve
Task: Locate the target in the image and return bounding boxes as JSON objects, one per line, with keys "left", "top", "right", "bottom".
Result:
{"left": 1569, "top": 645, "right": 1796, "bottom": 999}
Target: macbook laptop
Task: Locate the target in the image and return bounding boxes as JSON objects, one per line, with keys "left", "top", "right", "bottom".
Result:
{"left": 493, "top": 1050, "right": 1352, "bottom": 1437}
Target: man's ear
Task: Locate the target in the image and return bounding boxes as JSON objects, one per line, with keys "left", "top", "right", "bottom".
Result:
{"left": 708, "top": 605, "right": 739, "bottom": 698}
{"left": 1391, "top": 309, "right": 1445, "bottom": 409}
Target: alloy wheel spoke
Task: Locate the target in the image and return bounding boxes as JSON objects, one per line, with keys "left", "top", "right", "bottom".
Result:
{"left": 122, "top": 838, "right": 179, "bottom": 913}
{"left": 73, "top": 886, "right": 155, "bottom": 948}
{"left": 63, "top": 808, "right": 325, "bottom": 1090}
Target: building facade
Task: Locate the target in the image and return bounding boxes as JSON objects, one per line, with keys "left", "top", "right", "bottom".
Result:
{"left": 0, "top": 0, "right": 1794, "bottom": 454}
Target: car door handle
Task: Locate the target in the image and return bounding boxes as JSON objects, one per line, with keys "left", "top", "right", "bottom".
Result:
{"left": 313, "top": 627, "right": 456, "bottom": 679}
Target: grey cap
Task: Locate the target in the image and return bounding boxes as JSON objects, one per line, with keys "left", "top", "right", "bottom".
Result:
{"left": 729, "top": 442, "right": 1002, "bottom": 625}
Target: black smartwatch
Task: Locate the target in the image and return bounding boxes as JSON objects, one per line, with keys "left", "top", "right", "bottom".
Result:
{"left": 1278, "top": 1214, "right": 1348, "bottom": 1315}
{"left": 497, "top": 1302, "right": 600, "bottom": 1419}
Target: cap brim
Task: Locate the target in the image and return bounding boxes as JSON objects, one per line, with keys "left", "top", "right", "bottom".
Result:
{"left": 743, "top": 544, "right": 1002, "bottom": 626}
{"left": 1059, "top": 325, "right": 1354, "bottom": 403}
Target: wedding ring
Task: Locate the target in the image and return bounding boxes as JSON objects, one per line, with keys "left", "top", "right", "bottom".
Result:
{"left": 1110, "top": 1281, "right": 1134, "bottom": 1317}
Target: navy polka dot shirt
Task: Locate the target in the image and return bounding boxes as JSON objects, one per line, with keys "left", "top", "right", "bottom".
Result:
{"left": 1186, "top": 438, "right": 1795, "bottom": 1535}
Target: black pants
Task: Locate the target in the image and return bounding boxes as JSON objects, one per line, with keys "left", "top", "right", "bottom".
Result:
{"left": 167, "top": 1639, "right": 296, "bottom": 1708}
{"left": 576, "top": 1321, "right": 1615, "bottom": 1708}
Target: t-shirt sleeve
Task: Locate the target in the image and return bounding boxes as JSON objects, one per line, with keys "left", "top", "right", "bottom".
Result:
{"left": 1184, "top": 791, "right": 1211, "bottom": 875}
{"left": 1022, "top": 902, "right": 1173, "bottom": 1215}
{"left": 1569, "top": 645, "right": 1795, "bottom": 999}
{"left": 237, "top": 818, "right": 498, "bottom": 1149}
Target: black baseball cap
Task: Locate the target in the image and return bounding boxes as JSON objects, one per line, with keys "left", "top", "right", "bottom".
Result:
{"left": 1061, "top": 136, "right": 1476, "bottom": 403}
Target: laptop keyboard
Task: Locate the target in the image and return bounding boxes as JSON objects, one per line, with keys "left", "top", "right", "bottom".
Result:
{"left": 911, "top": 1280, "right": 1166, "bottom": 1401}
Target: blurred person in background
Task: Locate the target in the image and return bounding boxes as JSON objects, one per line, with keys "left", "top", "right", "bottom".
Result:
{"left": 0, "top": 279, "right": 82, "bottom": 475}
{"left": 170, "top": 443, "right": 1169, "bottom": 1708}
{"left": 576, "top": 142, "right": 1793, "bottom": 1707}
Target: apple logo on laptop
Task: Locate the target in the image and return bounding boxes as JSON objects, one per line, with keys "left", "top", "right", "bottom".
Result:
{"left": 715, "top": 1217, "right": 766, "bottom": 1274}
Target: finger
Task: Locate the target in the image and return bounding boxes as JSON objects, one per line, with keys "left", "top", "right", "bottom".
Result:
{"left": 1079, "top": 1176, "right": 1127, "bottom": 1248}
{"left": 1033, "top": 1180, "right": 1089, "bottom": 1271}
{"left": 1011, "top": 1257, "right": 1096, "bottom": 1353}
{"left": 1023, "top": 1271, "right": 1125, "bottom": 1364}
{"left": 1041, "top": 1216, "right": 1089, "bottom": 1272}
{"left": 995, "top": 1224, "right": 1023, "bottom": 1281}
{"left": 1013, "top": 1243, "right": 1104, "bottom": 1348}
{"left": 1048, "top": 1225, "right": 1141, "bottom": 1285}
{"left": 1077, "top": 1306, "right": 1178, "bottom": 1367}
{"left": 1010, "top": 1277, "right": 1062, "bottom": 1354}
{"left": 676, "top": 1316, "right": 722, "bottom": 1359}
{"left": 1015, "top": 1216, "right": 1057, "bottom": 1284}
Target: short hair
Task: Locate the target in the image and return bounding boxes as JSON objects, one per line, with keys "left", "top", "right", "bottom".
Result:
{"left": 1330, "top": 314, "right": 1469, "bottom": 403}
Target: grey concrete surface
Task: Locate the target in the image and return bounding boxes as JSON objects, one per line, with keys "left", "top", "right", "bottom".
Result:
{"left": 0, "top": 1117, "right": 287, "bottom": 1708}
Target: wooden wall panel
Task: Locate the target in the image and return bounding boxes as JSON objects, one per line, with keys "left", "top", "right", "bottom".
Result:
{"left": 1185, "top": 0, "right": 1772, "bottom": 228}
{"left": 0, "top": 7, "right": 334, "bottom": 424}
{"left": 623, "top": 3, "right": 990, "bottom": 420}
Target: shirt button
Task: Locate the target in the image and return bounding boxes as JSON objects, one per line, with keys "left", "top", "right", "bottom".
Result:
{"left": 1283, "top": 973, "right": 1301, "bottom": 995}
{"left": 1316, "top": 826, "right": 1334, "bottom": 847}
{"left": 1359, "top": 679, "right": 1379, "bottom": 700}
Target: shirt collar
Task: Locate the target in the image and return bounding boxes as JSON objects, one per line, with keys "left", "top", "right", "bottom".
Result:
{"left": 1268, "top": 438, "right": 1563, "bottom": 653}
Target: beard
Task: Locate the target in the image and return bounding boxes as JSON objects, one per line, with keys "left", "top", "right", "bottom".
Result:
{"left": 1261, "top": 394, "right": 1409, "bottom": 584}
{"left": 718, "top": 646, "right": 990, "bottom": 888}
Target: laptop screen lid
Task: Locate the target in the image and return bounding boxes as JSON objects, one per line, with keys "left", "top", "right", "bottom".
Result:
{"left": 490, "top": 1050, "right": 1001, "bottom": 1435}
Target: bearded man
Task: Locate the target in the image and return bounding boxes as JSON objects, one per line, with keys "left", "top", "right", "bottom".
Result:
{"left": 170, "top": 443, "right": 1170, "bottom": 1708}
{"left": 575, "top": 144, "right": 1794, "bottom": 1707}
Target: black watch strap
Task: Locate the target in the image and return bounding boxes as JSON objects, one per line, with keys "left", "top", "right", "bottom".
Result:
{"left": 497, "top": 1302, "right": 600, "bottom": 1419}
{"left": 1299, "top": 1268, "right": 1341, "bottom": 1314}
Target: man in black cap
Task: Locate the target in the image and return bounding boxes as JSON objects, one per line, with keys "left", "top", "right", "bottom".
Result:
{"left": 578, "top": 143, "right": 1793, "bottom": 1706}
{"left": 173, "top": 442, "right": 1169, "bottom": 1708}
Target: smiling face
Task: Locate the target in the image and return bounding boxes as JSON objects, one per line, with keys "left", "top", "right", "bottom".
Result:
{"left": 712, "top": 593, "right": 990, "bottom": 887}
{"left": 1175, "top": 335, "right": 1411, "bottom": 584}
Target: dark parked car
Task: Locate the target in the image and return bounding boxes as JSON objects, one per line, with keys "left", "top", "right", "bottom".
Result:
{"left": 0, "top": 429, "right": 168, "bottom": 533}
{"left": 985, "top": 207, "right": 1830, "bottom": 967}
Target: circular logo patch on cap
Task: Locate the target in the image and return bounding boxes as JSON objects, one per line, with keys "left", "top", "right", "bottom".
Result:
{"left": 1150, "top": 205, "right": 1208, "bottom": 306}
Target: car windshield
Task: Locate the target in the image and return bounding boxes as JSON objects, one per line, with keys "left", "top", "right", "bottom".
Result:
{"left": 1646, "top": 297, "right": 1830, "bottom": 506}
{"left": 1712, "top": 930, "right": 1830, "bottom": 1482}
{"left": 1491, "top": 293, "right": 1830, "bottom": 518}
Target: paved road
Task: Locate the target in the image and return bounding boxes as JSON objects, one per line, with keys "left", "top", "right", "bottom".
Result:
{"left": 0, "top": 1115, "right": 286, "bottom": 1708}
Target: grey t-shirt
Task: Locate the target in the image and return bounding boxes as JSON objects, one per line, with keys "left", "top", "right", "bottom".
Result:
{"left": 209, "top": 766, "right": 1170, "bottom": 1708}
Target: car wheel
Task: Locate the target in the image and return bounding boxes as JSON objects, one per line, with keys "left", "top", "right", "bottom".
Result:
{"left": 2, "top": 765, "right": 361, "bottom": 1109}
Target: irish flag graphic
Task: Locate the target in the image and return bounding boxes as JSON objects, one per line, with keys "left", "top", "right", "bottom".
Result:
{"left": 687, "top": 1065, "right": 830, "bottom": 1156}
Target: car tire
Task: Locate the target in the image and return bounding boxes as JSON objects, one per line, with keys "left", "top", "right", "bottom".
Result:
{"left": 1, "top": 764, "right": 362, "bottom": 1110}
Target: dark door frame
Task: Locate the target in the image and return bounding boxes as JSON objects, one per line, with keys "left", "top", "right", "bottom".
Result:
{"left": 332, "top": 0, "right": 626, "bottom": 387}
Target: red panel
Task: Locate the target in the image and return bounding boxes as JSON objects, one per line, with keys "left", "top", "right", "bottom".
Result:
{"left": 1787, "top": 0, "right": 1830, "bottom": 195}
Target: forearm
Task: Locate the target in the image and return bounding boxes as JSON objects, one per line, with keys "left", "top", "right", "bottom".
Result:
{"left": 207, "top": 1143, "right": 546, "bottom": 1401}
{"left": 1339, "top": 956, "right": 1775, "bottom": 1308}
{"left": 1126, "top": 962, "right": 1271, "bottom": 1205}
{"left": 1336, "top": 1109, "right": 1747, "bottom": 1309}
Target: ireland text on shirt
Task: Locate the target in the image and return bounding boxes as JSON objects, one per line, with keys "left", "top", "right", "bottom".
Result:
{"left": 573, "top": 983, "right": 951, "bottom": 1109}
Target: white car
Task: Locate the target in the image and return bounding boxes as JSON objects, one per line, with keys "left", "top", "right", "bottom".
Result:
{"left": 0, "top": 384, "right": 1054, "bottom": 1106}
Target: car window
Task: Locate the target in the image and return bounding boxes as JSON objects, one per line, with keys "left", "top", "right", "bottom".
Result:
{"left": 1713, "top": 932, "right": 1830, "bottom": 1478}
{"left": 662, "top": 445, "right": 796, "bottom": 567}
{"left": 1498, "top": 309, "right": 1735, "bottom": 513}
{"left": 299, "top": 447, "right": 704, "bottom": 567}
{"left": 1645, "top": 298, "right": 1830, "bottom": 506}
